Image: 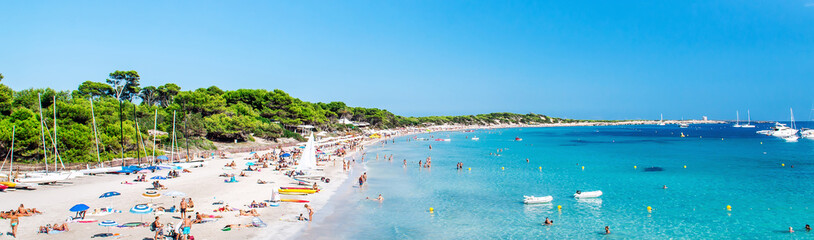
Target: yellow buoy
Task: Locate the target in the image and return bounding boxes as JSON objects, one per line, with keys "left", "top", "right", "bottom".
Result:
{"left": 634, "top": 165, "right": 637, "bottom": 169}
{"left": 501, "top": 167, "right": 505, "bottom": 170}
{"left": 647, "top": 206, "right": 652, "bottom": 212}
{"left": 760, "top": 142, "right": 763, "bottom": 144}
{"left": 468, "top": 167, "right": 471, "bottom": 171}
{"left": 683, "top": 165, "right": 687, "bottom": 168}
{"left": 429, "top": 207, "right": 434, "bottom": 212}
{"left": 557, "top": 205, "right": 562, "bottom": 210}
{"left": 538, "top": 166, "right": 542, "bottom": 170}
{"left": 581, "top": 166, "right": 585, "bottom": 170}
{"left": 721, "top": 138, "right": 724, "bottom": 140}
{"left": 726, "top": 205, "right": 732, "bottom": 211}
{"left": 782, "top": 163, "right": 785, "bottom": 167}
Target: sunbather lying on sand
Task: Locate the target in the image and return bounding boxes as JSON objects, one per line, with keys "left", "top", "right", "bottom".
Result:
{"left": 236, "top": 209, "right": 260, "bottom": 217}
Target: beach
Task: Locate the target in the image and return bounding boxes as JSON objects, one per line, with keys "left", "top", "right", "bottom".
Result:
{"left": 0, "top": 136, "right": 376, "bottom": 240}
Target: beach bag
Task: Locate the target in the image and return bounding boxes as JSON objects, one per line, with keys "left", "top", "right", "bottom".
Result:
{"left": 150, "top": 223, "right": 155, "bottom": 231}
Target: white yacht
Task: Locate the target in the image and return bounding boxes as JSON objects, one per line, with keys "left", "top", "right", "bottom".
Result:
{"left": 764, "top": 108, "right": 799, "bottom": 141}
{"left": 733, "top": 111, "right": 742, "bottom": 128}
{"left": 679, "top": 123, "right": 689, "bottom": 128}
{"left": 741, "top": 110, "right": 755, "bottom": 128}
{"left": 658, "top": 114, "right": 666, "bottom": 126}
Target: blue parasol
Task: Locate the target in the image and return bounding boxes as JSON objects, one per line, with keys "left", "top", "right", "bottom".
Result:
{"left": 99, "top": 192, "right": 121, "bottom": 198}
{"left": 70, "top": 204, "right": 90, "bottom": 212}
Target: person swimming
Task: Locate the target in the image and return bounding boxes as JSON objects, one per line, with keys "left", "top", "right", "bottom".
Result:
{"left": 605, "top": 226, "right": 610, "bottom": 234}
{"left": 543, "top": 217, "right": 553, "bottom": 225}
{"left": 806, "top": 224, "right": 811, "bottom": 231}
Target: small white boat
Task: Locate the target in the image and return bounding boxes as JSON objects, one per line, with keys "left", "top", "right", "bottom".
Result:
{"left": 802, "top": 128, "right": 814, "bottom": 139}
{"left": 741, "top": 110, "right": 756, "bottom": 128}
{"left": 471, "top": 136, "right": 479, "bottom": 141}
{"left": 679, "top": 123, "right": 689, "bottom": 128}
{"left": 523, "top": 195, "right": 553, "bottom": 204}
{"left": 574, "top": 190, "right": 603, "bottom": 198}
{"left": 733, "top": 111, "right": 742, "bottom": 128}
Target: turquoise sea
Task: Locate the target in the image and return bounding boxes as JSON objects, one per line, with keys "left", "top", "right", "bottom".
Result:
{"left": 302, "top": 123, "right": 814, "bottom": 239}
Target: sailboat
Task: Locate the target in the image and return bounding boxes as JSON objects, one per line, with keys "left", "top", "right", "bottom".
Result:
{"left": 658, "top": 114, "right": 666, "bottom": 126}
{"left": 294, "top": 133, "right": 321, "bottom": 179}
{"left": 732, "top": 111, "right": 742, "bottom": 128}
{"left": 17, "top": 96, "right": 78, "bottom": 184}
{"left": 741, "top": 110, "right": 755, "bottom": 128}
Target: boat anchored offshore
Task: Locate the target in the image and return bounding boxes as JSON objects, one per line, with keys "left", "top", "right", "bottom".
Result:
{"left": 733, "top": 111, "right": 742, "bottom": 128}
{"left": 741, "top": 110, "right": 756, "bottom": 128}
{"left": 574, "top": 190, "right": 603, "bottom": 198}
{"left": 523, "top": 195, "right": 553, "bottom": 204}
{"left": 802, "top": 128, "right": 814, "bottom": 139}
{"left": 471, "top": 136, "right": 479, "bottom": 141}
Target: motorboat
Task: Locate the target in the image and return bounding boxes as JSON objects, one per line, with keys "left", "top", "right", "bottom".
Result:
{"left": 784, "top": 135, "right": 800, "bottom": 142}
{"left": 471, "top": 136, "right": 479, "bottom": 141}
{"left": 679, "top": 123, "right": 689, "bottom": 128}
{"left": 574, "top": 190, "right": 603, "bottom": 198}
{"left": 515, "top": 137, "right": 523, "bottom": 141}
{"left": 768, "top": 123, "right": 798, "bottom": 138}
{"left": 523, "top": 195, "right": 553, "bottom": 204}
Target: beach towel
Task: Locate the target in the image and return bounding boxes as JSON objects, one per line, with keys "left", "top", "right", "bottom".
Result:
{"left": 48, "top": 230, "right": 64, "bottom": 234}
{"left": 251, "top": 217, "right": 267, "bottom": 228}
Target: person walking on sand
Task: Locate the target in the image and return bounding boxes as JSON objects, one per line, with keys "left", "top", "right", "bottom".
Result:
{"left": 182, "top": 215, "right": 193, "bottom": 239}
{"left": 151, "top": 216, "right": 164, "bottom": 240}
{"left": 304, "top": 204, "right": 314, "bottom": 222}
{"left": 9, "top": 214, "right": 19, "bottom": 238}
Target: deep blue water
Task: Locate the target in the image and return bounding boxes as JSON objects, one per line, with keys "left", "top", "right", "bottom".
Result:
{"left": 302, "top": 122, "right": 814, "bottom": 239}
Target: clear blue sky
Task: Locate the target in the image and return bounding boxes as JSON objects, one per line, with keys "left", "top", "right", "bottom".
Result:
{"left": 1, "top": 1, "right": 813, "bottom": 120}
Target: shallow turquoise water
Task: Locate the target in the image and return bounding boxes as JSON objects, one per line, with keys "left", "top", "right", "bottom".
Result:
{"left": 302, "top": 123, "right": 814, "bottom": 239}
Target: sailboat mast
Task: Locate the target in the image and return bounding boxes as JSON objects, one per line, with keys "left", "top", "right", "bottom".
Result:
{"left": 171, "top": 111, "right": 176, "bottom": 163}
{"left": 134, "top": 105, "right": 140, "bottom": 165}
{"left": 790, "top": 108, "right": 796, "bottom": 129}
{"left": 53, "top": 96, "right": 65, "bottom": 170}
{"left": 747, "top": 110, "right": 751, "bottom": 124}
{"left": 9, "top": 126, "right": 14, "bottom": 180}
{"left": 152, "top": 109, "right": 157, "bottom": 165}
{"left": 736, "top": 111, "right": 739, "bottom": 125}
{"left": 90, "top": 98, "right": 102, "bottom": 167}
{"left": 38, "top": 93, "right": 48, "bottom": 172}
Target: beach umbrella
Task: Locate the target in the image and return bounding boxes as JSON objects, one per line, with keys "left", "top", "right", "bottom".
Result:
{"left": 164, "top": 191, "right": 186, "bottom": 198}
{"left": 249, "top": 151, "right": 256, "bottom": 154}
{"left": 142, "top": 191, "right": 162, "bottom": 203}
{"left": 98, "top": 220, "right": 117, "bottom": 233}
{"left": 157, "top": 155, "right": 169, "bottom": 160}
{"left": 280, "top": 153, "right": 291, "bottom": 157}
{"left": 150, "top": 176, "right": 167, "bottom": 180}
{"left": 245, "top": 162, "right": 256, "bottom": 166}
{"left": 99, "top": 191, "right": 121, "bottom": 198}
{"left": 129, "top": 204, "right": 152, "bottom": 222}
{"left": 137, "top": 169, "right": 151, "bottom": 174}
{"left": 70, "top": 204, "right": 90, "bottom": 212}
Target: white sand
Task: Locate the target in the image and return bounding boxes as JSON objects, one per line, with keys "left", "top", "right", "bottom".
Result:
{"left": 0, "top": 142, "right": 371, "bottom": 240}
